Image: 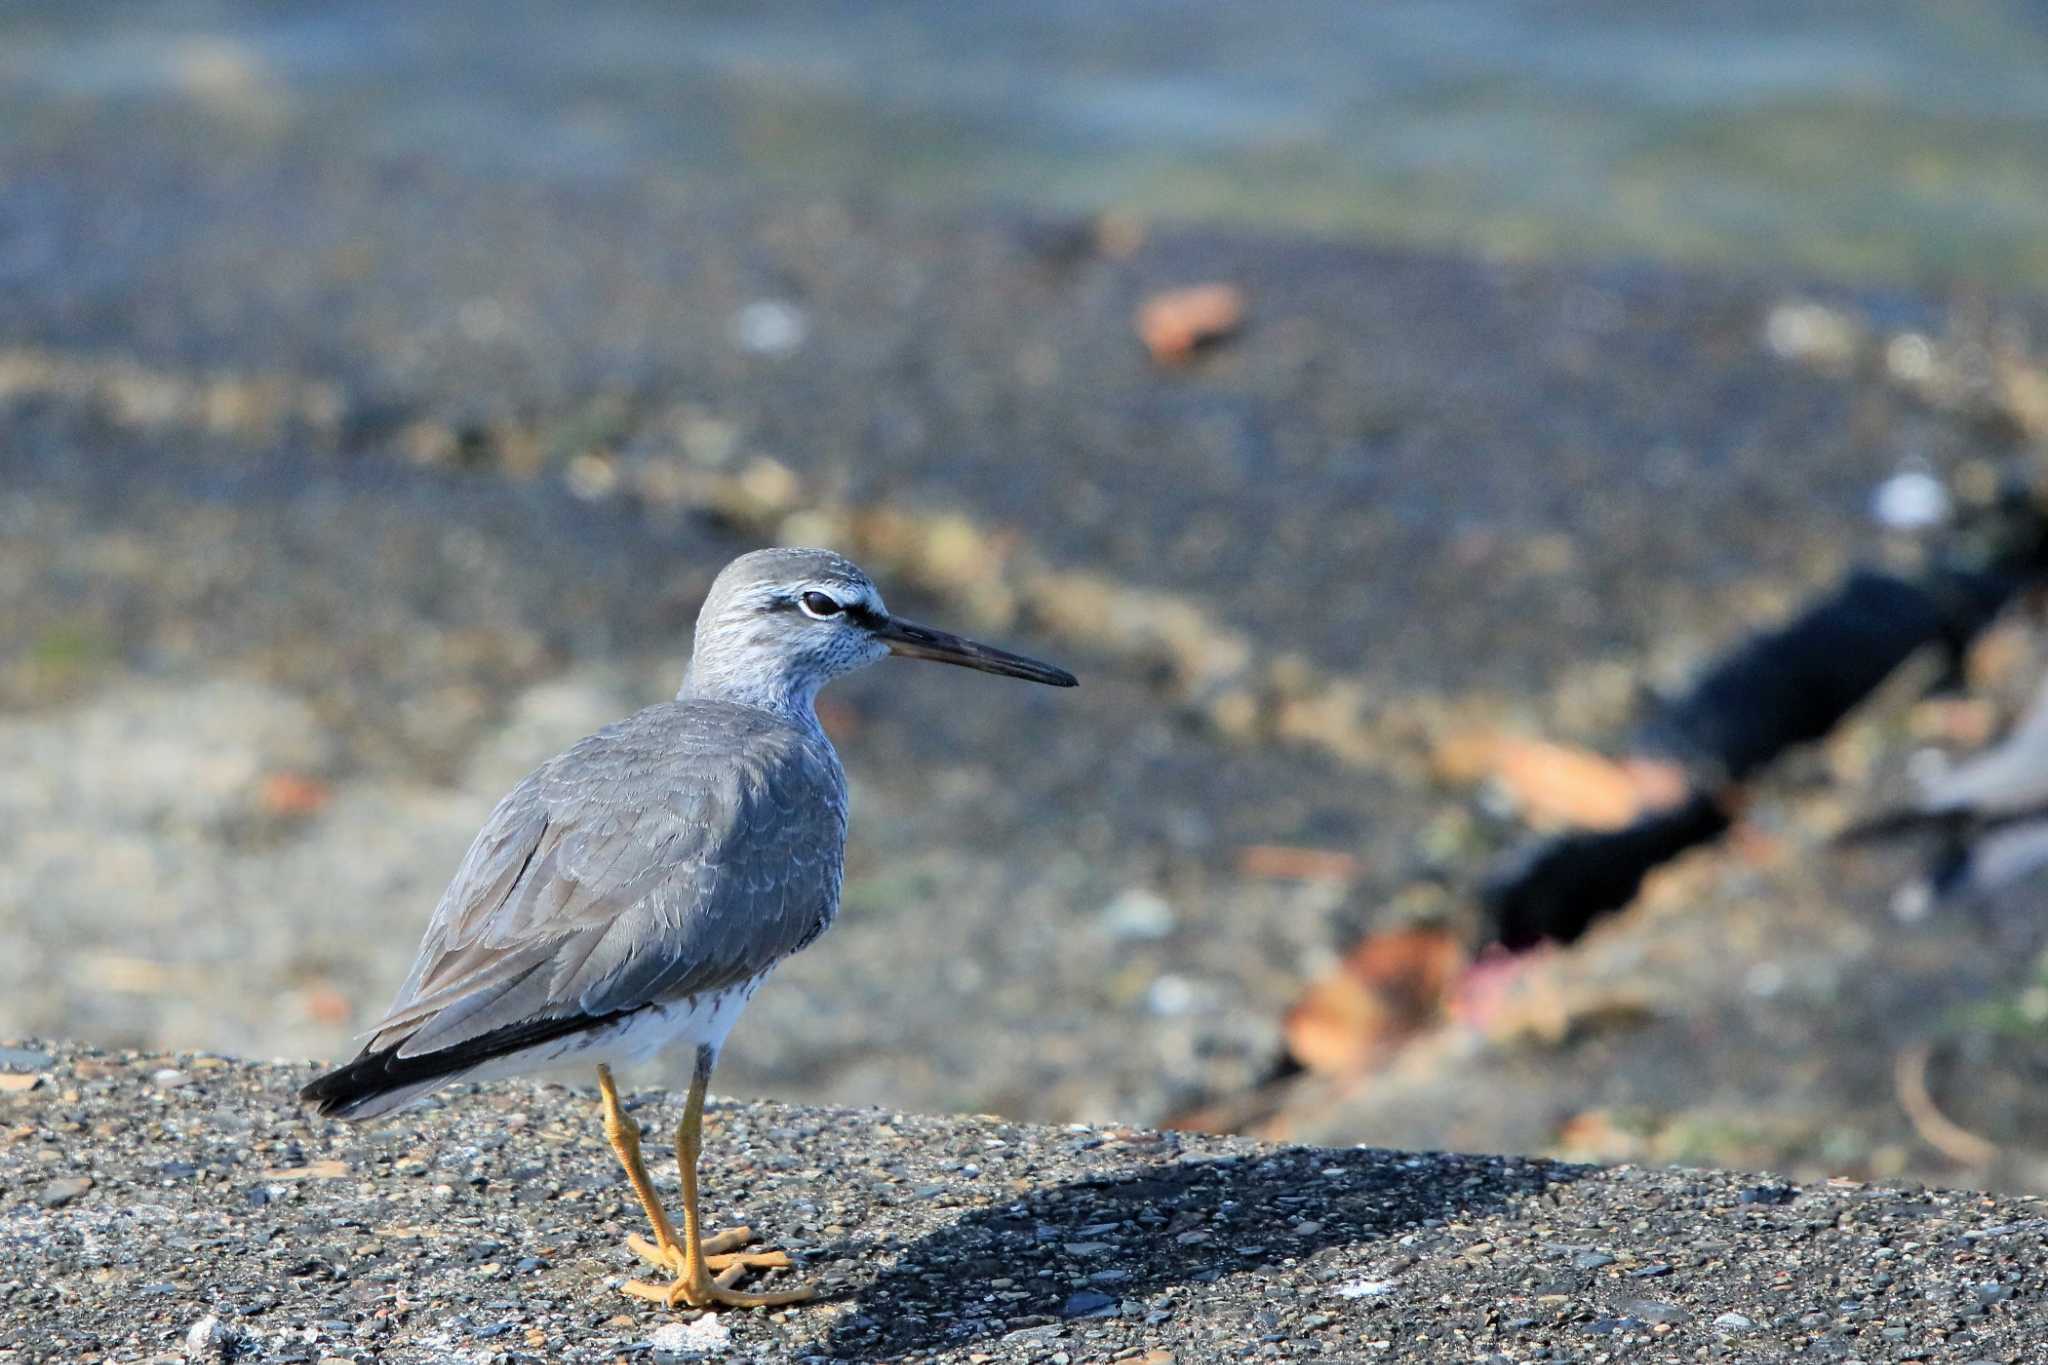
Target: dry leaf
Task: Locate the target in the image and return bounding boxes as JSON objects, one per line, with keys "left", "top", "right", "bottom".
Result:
{"left": 1286, "top": 973, "right": 1396, "bottom": 1076}
{"left": 298, "top": 981, "right": 353, "bottom": 1027}
{"left": 1284, "top": 927, "right": 1468, "bottom": 1076}
{"left": 1437, "top": 730, "right": 1690, "bottom": 830}
{"left": 1137, "top": 284, "right": 1246, "bottom": 363}
{"left": 260, "top": 771, "right": 332, "bottom": 817}
{"left": 1488, "top": 736, "right": 1655, "bottom": 829}
{"left": 1429, "top": 726, "right": 1501, "bottom": 786}
{"left": 1236, "top": 844, "right": 1362, "bottom": 883}
{"left": 1433, "top": 732, "right": 1687, "bottom": 826}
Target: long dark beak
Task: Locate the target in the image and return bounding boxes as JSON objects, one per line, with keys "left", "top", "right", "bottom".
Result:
{"left": 874, "top": 616, "right": 1078, "bottom": 687}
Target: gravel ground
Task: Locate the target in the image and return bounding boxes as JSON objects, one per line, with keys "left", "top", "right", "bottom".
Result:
{"left": 6, "top": 1040, "right": 2048, "bottom": 1364}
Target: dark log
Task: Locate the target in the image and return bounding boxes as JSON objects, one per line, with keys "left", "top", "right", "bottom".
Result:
{"left": 1481, "top": 500, "right": 2042, "bottom": 948}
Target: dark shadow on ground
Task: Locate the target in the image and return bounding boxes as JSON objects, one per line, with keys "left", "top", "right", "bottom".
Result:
{"left": 820, "top": 1143, "right": 1581, "bottom": 1359}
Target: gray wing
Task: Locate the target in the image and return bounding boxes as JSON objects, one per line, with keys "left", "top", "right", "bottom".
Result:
{"left": 364, "top": 701, "right": 845, "bottom": 1060}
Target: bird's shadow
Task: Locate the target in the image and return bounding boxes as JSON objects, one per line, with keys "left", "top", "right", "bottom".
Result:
{"left": 814, "top": 1138, "right": 1579, "bottom": 1360}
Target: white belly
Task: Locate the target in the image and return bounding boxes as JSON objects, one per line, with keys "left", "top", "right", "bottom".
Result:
{"left": 464, "top": 976, "right": 765, "bottom": 1084}
{"left": 333, "top": 977, "right": 772, "bottom": 1122}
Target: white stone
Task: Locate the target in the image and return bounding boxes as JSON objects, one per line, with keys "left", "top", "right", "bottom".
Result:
{"left": 650, "top": 1314, "right": 734, "bottom": 1356}
{"left": 1145, "top": 974, "right": 1197, "bottom": 1016}
{"left": 1763, "top": 300, "right": 1860, "bottom": 369}
{"left": 1871, "top": 469, "right": 1950, "bottom": 530}
{"left": 184, "top": 1314, "right": 240, "bottom": 1360}
{"left": 730, "top": 300, "right": 808, "bottom": 356}
{"left": 1097, "top": 887, "right": 1176, "bottom": 941}
{"left": 1336, "top": 1279, "right": 1396, "bottom": 1298}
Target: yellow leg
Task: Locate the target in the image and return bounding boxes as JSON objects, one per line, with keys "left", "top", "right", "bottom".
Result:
{"left": 618, "top": 1055, "right": 814, "bottom": 1311}
{"left": 601, "top": 1064, "right": 786, "bottom": 1288}
{"left": 598, "top": 1064, "right": 682, "bottom": 1255}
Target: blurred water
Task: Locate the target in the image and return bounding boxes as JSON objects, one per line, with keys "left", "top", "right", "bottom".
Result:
{"left": 5, "top": 0, "right": 2048, "bottom": 286}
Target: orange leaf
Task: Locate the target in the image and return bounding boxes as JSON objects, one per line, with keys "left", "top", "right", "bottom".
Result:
{"left": 1286, "top": 972, "right": 1395, "bottom": 1076}
{"left": 1283, "top": 927, "right": 1468, "bottom": 1077}
{"left": 300, "top": 981, "right": 353, "bottom": 1027}
{"left": 1487, "top": 736, "right": 1645, "bottom": 829}
{"left": 259, "top": 771, "right": 332, "bottom": 817}
{"left": 1136, "top": 284, "right": 1246, "bottom": 363}
{"left": 1462, "top": 734, "right": 1692, "bottom": 831}
{"left": 1236, "top": 844, "right": 1362, "bottom": 883}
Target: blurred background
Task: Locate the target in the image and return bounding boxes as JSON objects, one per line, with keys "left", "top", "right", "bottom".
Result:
{"left": 6, "top": 2, "right": 2048, "bottom": 1193}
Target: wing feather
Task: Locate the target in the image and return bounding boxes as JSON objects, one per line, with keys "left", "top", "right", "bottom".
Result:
{"left": 362, "top": 700, "right": 845, "bottom": 1060}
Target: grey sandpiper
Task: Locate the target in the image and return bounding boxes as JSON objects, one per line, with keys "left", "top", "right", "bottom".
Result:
{"left": 301, "top": 546, "right": 1077, "bottom": 1310}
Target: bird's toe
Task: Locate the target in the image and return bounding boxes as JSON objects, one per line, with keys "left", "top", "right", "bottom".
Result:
{"left": 620, "top": 1230, "right": 809, "bottom": 1311}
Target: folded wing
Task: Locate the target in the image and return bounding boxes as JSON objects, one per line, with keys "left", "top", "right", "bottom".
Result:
{"left": 360, "top": 701, "right": 844, "bottom": 1066}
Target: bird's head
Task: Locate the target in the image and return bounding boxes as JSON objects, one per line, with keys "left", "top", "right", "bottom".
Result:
{"left": 683, "top": 547, "right": 1077, "bottom": 712}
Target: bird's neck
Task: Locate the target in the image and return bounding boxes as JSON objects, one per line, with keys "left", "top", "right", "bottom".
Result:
{"left": 678, "top": 662, "right": 828, "bottom": 735}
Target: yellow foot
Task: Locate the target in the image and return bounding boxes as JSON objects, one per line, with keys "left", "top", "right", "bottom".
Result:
{"left": 625, "top": 1228, "right": 795, "bottom": 1275}
{"left": 621, "top": 1229, "right": 814, "bottom": 1311}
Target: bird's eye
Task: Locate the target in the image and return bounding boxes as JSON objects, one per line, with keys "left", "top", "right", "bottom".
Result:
{"left": 799, "top": 591, "right": 844, "bottom": 619}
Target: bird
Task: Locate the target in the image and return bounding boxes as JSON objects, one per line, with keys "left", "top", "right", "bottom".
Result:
{"left": 300, "top": 547, "right": 1077, "bottom": 1310}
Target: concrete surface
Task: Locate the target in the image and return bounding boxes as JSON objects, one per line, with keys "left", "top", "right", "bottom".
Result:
{"left": 3, "top": 1040, "right": 2046, "bottom": 1363}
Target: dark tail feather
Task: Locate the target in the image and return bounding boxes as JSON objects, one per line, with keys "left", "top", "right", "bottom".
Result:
{"left": 299, "top": 1007, "right": 635, "bottom": 1121}
{"left": 300, "top": 1045, "right": 472, "bottom": 1122}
